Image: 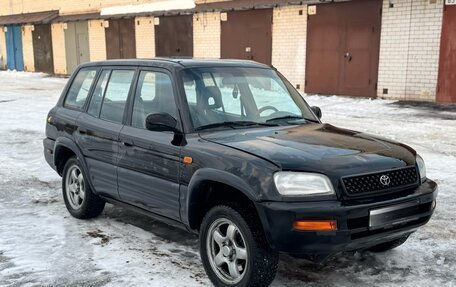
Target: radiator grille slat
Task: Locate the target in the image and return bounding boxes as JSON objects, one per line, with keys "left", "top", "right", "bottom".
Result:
{"left": 342, "top": 166, "right": 419, "bottom": 196}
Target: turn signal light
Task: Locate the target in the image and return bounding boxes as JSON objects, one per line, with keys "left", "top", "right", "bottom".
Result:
{"left": 293, "top": 220, "right": 337, "bottom": 231}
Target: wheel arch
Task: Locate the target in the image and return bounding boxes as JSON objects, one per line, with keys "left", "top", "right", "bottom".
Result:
{"left": 184, "top": 168, "right": 262, "bottom": 231}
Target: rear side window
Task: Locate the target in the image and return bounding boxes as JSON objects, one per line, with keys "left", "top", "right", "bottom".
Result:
{"left": 99, "top": 70, "right": 135, "bottom": 123}
{"left": 64, "top": 68, "right": 98, "bottom": 110}
{"left": 88, "top": 70, "right": 111, "bottom": 117}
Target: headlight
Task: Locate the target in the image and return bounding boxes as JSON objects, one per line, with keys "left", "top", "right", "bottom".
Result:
{"left": 274, "top": 172, "right": 335, "bottom": 196}
{"left": 416, "top": 154, "right": 427, "bottom": 182}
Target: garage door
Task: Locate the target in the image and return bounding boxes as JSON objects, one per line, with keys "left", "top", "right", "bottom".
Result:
{"left": 32, "top": 24, "right": 54, "bottom": 74}
{"left": 105, "top": 19, "right": 136, "bottom": 59}
{"left": 305, "top": 0, "right": 382, "bottom": 97}
{"left": 5, "top": 25, "right": 24, "bottom": 71}
{"left": 65, "top": 21, "right": 90, "bottom": 75}
{"left": 437, "top": 5, "right": 456, "bottom": 103}
{"left": 155, "top": 15, "right": 193, "bottom": 57}
{"left": 221, "top": 9, "right": 273, "bottom": 65}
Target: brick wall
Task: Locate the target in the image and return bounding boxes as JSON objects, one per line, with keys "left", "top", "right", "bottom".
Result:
{"left": 51, "top": 23, "right": 66, "bottom": 74}
{"left": 193, "top": 12, "right": 221, "bottom": 58}
{"left": 88, "top": 20, "right": 106, "bottom": 61}
{"left": 135, "top": 17, "right": 155, "bottom": 58}
{"left": 377, "top": 0, "right": 443, "bottom": 101}
{"left": 22, "top": 25, "right": 34, "bottom": 72}
{"left": 271, "top": 5, "right": 307, "bottom": 91}
{"left": 0, "top": 29, "right": 6, "bottom": 69}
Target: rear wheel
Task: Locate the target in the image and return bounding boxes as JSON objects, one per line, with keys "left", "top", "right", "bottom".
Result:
{"left": 62, "top": 157, "right": 105, "bottom": 219}
{"left": 368, "top": 235, "right": 410, "bottom": 253}
{"left": 199, "top": 205, "right": 278, "bottom": 287}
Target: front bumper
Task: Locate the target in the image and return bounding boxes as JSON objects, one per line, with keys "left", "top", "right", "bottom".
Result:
{"left": 255, "top": 179, "right": 437, "bottom": 257}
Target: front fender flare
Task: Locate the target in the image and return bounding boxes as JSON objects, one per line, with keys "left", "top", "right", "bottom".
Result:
{"left": 182, "top": 168, "right": 259, "bottom": 229}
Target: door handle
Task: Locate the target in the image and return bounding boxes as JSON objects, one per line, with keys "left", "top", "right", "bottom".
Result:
{"left": 78, "top": 127, "right": 87, "bottom": 134}
{"left": 121, "top": 139, "right": 134, "bottom": 147}
{"left": 344, "top": 52, "right": 352, "bottom": 62}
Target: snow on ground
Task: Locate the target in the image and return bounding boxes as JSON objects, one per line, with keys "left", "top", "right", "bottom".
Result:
{"left": 0, "top": 71, "right": 455, "bottom": 286}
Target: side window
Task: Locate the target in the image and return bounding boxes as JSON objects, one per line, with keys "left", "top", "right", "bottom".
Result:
{"left": 99, "top": 70, "right": 135, "bottom": 123}
{"left": 64, "top": 68, "right": 97, "bottom": 110}
{"left": 88, "top": 70, "right": 110, "bottom": 117}
{"left": 131, "top": 71, "right": 176, "bottom": 129}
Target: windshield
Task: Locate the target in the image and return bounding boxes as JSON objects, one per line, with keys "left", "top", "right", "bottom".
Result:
{"left": 181, "top": 67, "right": 318, "bottom": 131}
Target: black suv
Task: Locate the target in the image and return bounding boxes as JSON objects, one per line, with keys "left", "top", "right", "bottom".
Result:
{"left": 44, "top": 59, "right": 437, "bottom": 287}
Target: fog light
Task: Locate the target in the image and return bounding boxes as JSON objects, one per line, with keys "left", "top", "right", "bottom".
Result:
{"left": 293, "top": 220, "right": 337, "bottom": 231}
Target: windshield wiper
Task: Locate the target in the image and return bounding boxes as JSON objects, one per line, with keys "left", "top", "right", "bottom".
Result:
{"left": 196, "top": 121, "right": 278, "bottom": 131}
{"left": 266, "top": 115, "right": 319, "bottom": 123}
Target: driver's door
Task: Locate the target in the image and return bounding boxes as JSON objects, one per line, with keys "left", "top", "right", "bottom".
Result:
{"left": 117, "top": 69, "right": 182, "bottom": 220}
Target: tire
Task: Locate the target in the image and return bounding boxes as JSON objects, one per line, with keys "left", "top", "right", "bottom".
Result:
{"left": 199, "top": 205, "right": 279, "bottom": 287}
{"left": 367, "top": 235, "right": 410, "bottom": 253}
{"left": 62, "top": 157, "right": 105, "bottom": 219}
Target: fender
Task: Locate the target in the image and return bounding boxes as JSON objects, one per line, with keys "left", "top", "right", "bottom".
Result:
{"left": 182, "top": 168, "right": 259, "bottom": 229}
{"left": 54, "top": 137, "right": 97, "bottom": 194}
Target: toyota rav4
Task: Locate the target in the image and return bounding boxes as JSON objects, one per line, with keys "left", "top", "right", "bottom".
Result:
{"left": 44, "top": 59, "right": 437, "bottom": 287}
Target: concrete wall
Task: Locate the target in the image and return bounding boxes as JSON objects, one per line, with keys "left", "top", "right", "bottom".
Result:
{"left": 377, "top": 0, "right": 444, "bottom": 101}
{"left": 271, "top": 5, "right": 307, "bottom": 91}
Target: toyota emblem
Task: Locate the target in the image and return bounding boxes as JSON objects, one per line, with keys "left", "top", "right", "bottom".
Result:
{"left": 380, "top": 175, "right": 391, "bottom": 186}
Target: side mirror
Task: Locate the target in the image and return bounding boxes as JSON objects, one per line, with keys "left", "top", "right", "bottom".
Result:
{"left": 145, "top": 113, "right": 179, "bottom": 133}
{"left": 311, "top": 106, "right": 322, "bottom": 120}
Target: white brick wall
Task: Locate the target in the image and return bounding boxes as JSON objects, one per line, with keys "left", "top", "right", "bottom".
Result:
{"left": 51, "top": 23, "right": 67, "bottom": 75}
{"left": 0, "top": 29, "right": 6, "bottom": 69}
{"left": 135, "top": 17, "right": 156, "bottom": 58}
{"left": 88, "top": 20, "right": 106, "bottom": 61}
{"left": 193, "top": 12, "right": 221, "bottom": 58}
{"left": 22, "top": 25, "right": 34, "bottom": 72}
{"left": 377, "top": 0, "right": 443, "bottom": 101}
{"left": 271, "top": 5, "right": 307, "bottom": 91}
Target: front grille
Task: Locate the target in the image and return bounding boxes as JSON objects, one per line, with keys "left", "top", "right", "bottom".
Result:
{"left": 342, "top": 166, "right": 419, "bottom": 196}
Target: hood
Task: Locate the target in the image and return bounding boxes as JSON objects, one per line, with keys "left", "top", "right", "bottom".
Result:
{"left": 200, "top": 124, "right": 416, "bottom": 178}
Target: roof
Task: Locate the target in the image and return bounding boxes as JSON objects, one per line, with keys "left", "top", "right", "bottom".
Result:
{"left": 0, "top": 10, "right": 58, "bottom": 26}
{"left": 80, "top": 58, "right": 271, "bottom": 69}
{"left": 52, "top": 12, "right": 101, "bottom": 23}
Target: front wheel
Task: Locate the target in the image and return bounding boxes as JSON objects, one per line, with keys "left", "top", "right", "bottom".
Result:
{"left": 62, "top": 157, "right": 105, "bottom": 219}
{"left": 199, "top": 205, "right": 278, "bottom": 287}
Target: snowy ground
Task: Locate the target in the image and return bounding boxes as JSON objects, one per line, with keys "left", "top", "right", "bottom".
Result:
{"left": 0, "top": 71, "right": 455, "bottom": 286}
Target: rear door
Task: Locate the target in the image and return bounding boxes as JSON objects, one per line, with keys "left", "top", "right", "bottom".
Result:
{"left": 117, "top": 68, "right": 181, "bottom": 220}
{"left": 76, "top": 68, "right": 137, "bottom": 199}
